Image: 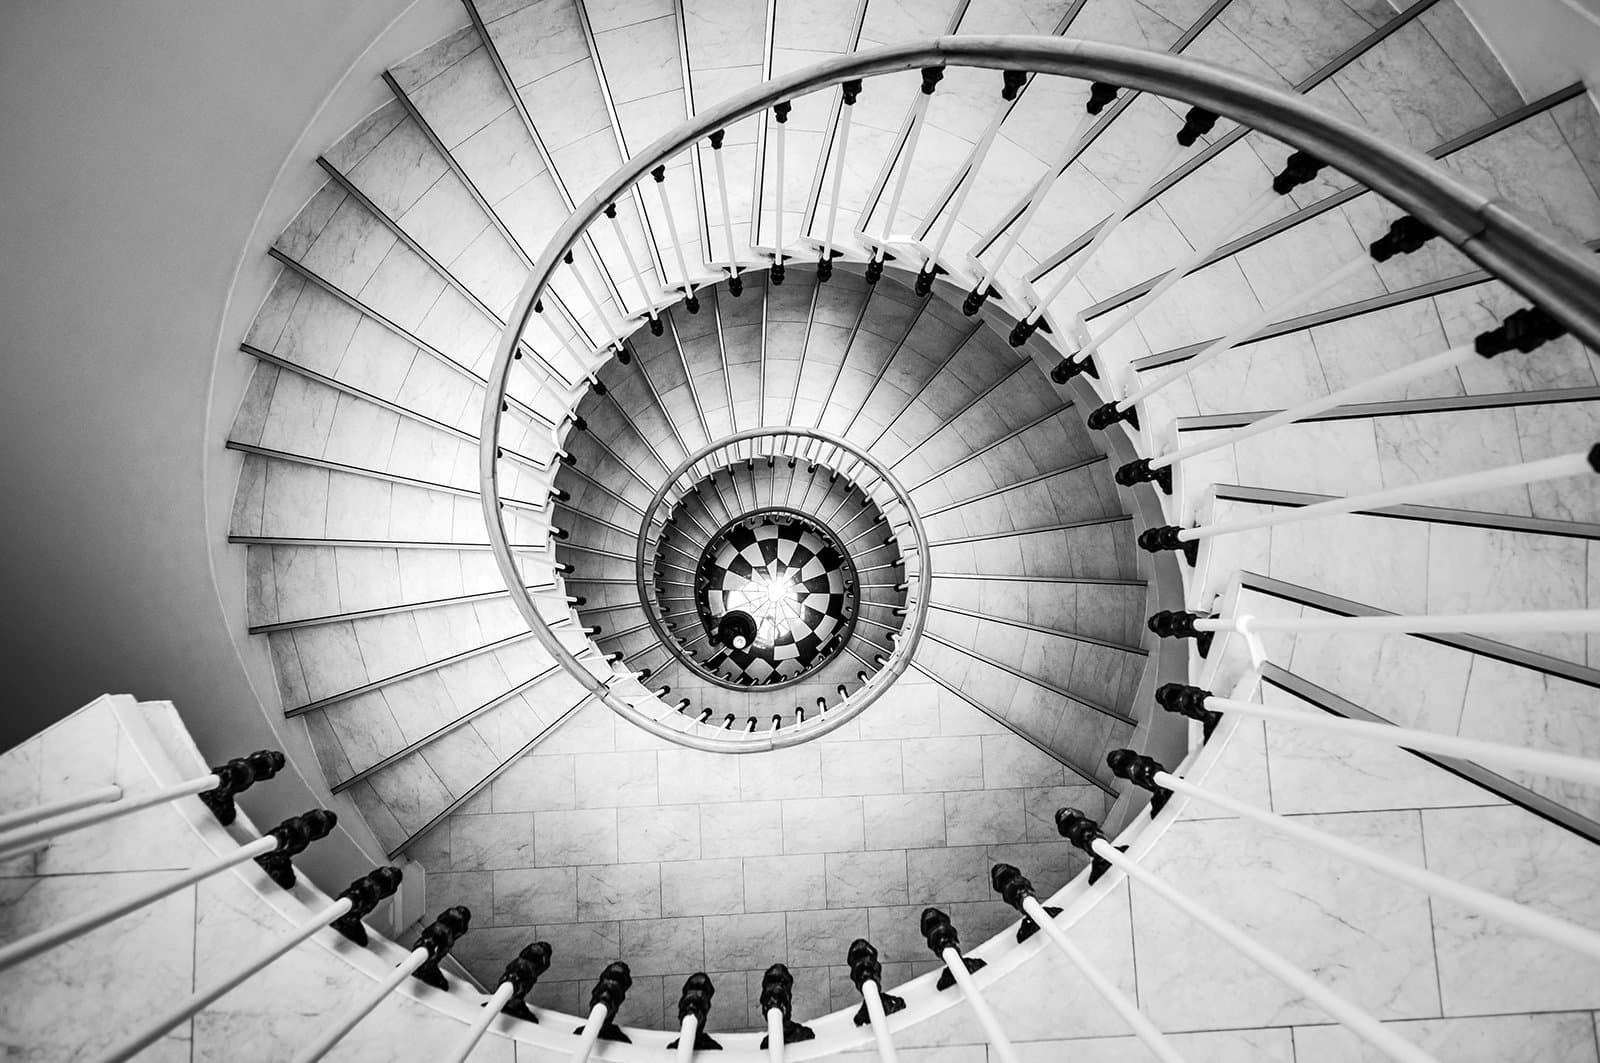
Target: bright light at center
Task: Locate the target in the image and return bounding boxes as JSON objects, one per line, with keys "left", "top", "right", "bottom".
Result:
{"left": 765, "top": 579, "right": 791, "bottom": 604}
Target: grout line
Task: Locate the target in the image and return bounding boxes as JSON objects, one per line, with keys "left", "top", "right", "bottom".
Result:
{"left": 1418, "top": 808, "right": 1447, "bottom": 1018}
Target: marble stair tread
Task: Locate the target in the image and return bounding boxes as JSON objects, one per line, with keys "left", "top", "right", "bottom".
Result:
{"left": 1197, "top": 485, "right": 1598, "bottom": 669}
{"left": 1223, "top": 577, "right": 1600, "bottom": 828}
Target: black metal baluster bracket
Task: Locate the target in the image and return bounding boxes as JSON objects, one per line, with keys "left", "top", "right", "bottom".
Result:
{"left": 847, "top": 937, "right": 905, "bottom": 1026}
{"left": 1155, "top": 681, "right": 1222, "bottom": 739}
{"left": 921, "top": 907, "right": 985, "bottom": 991}
{"left": 577, "top": 960, "right": 634, "bottom": 1042}
{"left": 1137, "top": 523, "right": 1196, "bottom": 564}
{"left": 254, "top": 808, "right": 337, "bottom": 889}
{"left": 990, "top": 862, "right": 1060, "bottom": 943}
{"left": 1115, "top": 457, "right": 1172, "bottom": 495}
{"left": 411, "top": 905, "right": 472, "bottom": 990}
{"left": 757, "top": 962, "right": 816, "bottom": 1047}
{"left": 198, "top": 749, "right": 286, "bottom": 825}
{"left": 498, "top": 941, "right": 553, "bottom": 1022}
{"left": 1055, "top": 808, "right": 1124, "bottom": 884}
{"left": 667, "top": 972, "right": 722, "bottom": 1051}
{"left": 1107, "top": 749, "right": 1174, "bottom": 815}
{"left": 1146, "top": 608, "right": 1216, "bottom": 657}
{"left": 329, "top": 865, "right": 404, "bottom": 947}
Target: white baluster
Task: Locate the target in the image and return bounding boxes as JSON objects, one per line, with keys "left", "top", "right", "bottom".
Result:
{"left": 289, "top": 946, "right": 433, "bottom": 1063}
{"left": 1196, "top": 609, "right": 1600, "bottom": 636}
{"left": 819, "top": 81, "right": 861, "bottom": 267}
{"left": 0, "top": 784, "right": 121, "bottom": 833}
{"left": 1179, "top": 449, "right": 1595, "bottom": 543}
{"left": 1154, "top": 768, "right": 1600, "bottom": 963}
{"left": 569, "top": 1001, "right": 610, "bottom": 1063}
{"left": 1150, "top": 341, "right": 1478, "bottom": 472}
{"left": 1017, "top": 894, "right": 1186, "bottom": 1063}
{"left": 859, "top": 979, "right": 900, "bottom": 1063}
{"left": 441, "top": 980, "right": 518, "bottom": 1063}
{"left": 1090, "top": 838, "right": 1440, "bottom": 1063}
{"left": 935, "top": 945, "right": 1021, "bottom": 1063}
{"left": 89, "top": 897, "right": 354, "bottom": 1063}
{"left": 1196, "top": 693, "right": 1600, "bottom": 786}
{"left": 0, "top": 835, "right": 277, "bottom": 973}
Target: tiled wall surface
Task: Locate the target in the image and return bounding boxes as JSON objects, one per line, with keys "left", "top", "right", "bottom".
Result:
{"left": 11, "top": 683, "right": 1598, "bottom": 1061}
{"left": 411, "top": 671, "right": 1109, "bottom": 1029}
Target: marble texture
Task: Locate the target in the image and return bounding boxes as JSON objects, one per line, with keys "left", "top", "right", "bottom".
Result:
{"left": 201, "top": 0, "right": 1600, "bottom": 1054}
{"left": 1134, "top": 811, "right": 1443, "bottom": 1031}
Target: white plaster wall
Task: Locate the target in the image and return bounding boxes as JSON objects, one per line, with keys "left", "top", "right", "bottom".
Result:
{"left": 0, "top": 0, "right": 473, "bottom": 889}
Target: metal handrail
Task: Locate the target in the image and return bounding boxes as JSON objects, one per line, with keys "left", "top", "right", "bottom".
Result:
{"left": 479, "top": 36, "right": 1600, "bottom": 753}
{"left": 633, "top": 427, "right": 928, "bottom": 705}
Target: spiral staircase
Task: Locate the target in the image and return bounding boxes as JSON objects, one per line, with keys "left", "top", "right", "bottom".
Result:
{"left": 5, "top": 0, "right": 1600, "bottom": 1058}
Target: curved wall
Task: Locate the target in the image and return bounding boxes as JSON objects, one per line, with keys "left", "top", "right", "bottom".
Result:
{"left": 0, "top": 0, "right": 463, "bottom": 888}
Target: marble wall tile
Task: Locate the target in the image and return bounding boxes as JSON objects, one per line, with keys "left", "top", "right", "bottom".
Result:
{"left": 825, "top": 850, "right": 910, "bottom": 908}
{"left": 619, "top": 916, "right": 705, "bottom": 977}
{"left": 742, "top": 854, "right": 827, "bottom": 914}
{"left": 700, "top": 800, "right": 784, "bottom": 859}
{"left": 863, "top": 792, "right": 949, "bottom": 850}
{"left": 576, "top": 862, "right": 661, "bottom": 922}
{"left": 900, "top": 737, "right": 986, "bottom": 792}
{"left": 529, "top": 919, "right": 623, "bottom": 983}
{"left": 1022, "top": 785, "right": 1107, "bottom": 841}
{"left": 615, "top": 803, "right": 702, "bottom": 864}
{"left": 660, "top": 857, "right": 744, "bottom": 917}
{"left": 702, "top": 912, "right": 786, "bottom": 971}
{"left": 428, "top": 870, "right": 494, "bottom": 926}
{"left": 786, "top": 907, "right": 869, "bottom": 969}
{"left": 820, "top": 739, "right": 907, "bottom": 796}
{"left": 492, "top": 865, "right": 578, "bottom": 927}
{"left": 572, "top": 750, "right": 659, "bottom": 808}
{"left": 981, "top": 733, "right": 1066, "bottom": 788}
{"left": 944, "top": 790, "right": 1026, "bottom": 847}
{"left": 658, "top": 749, "right": 744, "bottom": 804}
{"left": 906, "top": 845, "right": 992, "bottom": 905}
{"left": 534, "top": 808, "right": 618, "bottom": 867}
{"left": 452, "top": 812, "right": 536, "bottom": 870}
{"left": 781, "top": 796, "right": 865, "bottom": 854}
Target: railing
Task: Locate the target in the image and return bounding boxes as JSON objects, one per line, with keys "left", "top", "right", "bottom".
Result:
{"left": 11, "top": 15, "right": 1600, "bottom": 1063}
{"left": 455, "top": 29, "right": 1600, "bottom": 1063}
{"left": 13, "top": 639, "right": 1600, "bottom": 1063}
{"left": 476, "top": 35, "right": 1600, "bottom": 767}
{"left": 620, "top": 426, "right": 927, "bottom": 737}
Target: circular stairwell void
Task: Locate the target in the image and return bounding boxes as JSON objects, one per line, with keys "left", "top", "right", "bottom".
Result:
{"left": 679, "top": 504, "right": 869, "bottom": 687}
{"left": 211, "top": 3, "right": 1600, "bottom": 1049}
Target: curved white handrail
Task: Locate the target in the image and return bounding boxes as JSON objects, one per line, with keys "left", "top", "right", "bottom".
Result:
{"left": 625, "top": 426, "right": 930, "bottom": 741}
{"left": 478, "top": 36, "right": 1600, "bottom": 756}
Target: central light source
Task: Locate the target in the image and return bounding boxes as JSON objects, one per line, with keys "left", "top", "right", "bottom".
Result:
{"left": 728, "top": 565, "right": 803, "bottom": 649}
{"left": 680, "top": 505, "right": 874, "bottom": 687}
